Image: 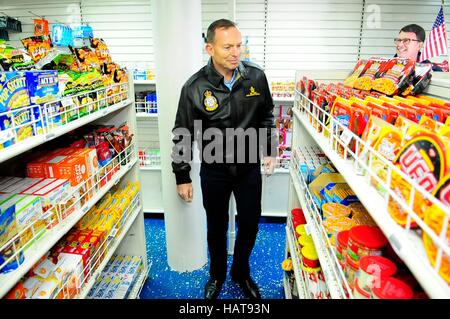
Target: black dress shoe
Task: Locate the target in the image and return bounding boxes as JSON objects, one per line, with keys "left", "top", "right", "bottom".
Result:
{"left": 204, "top": 278, "right": 223, "bottom": 299}
{"left": 231, "top": 276, "right": 261, "bottom": 299}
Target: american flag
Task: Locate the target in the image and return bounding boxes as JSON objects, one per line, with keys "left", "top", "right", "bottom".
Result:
{"left": 420, "top": 6, "right": 448, "bottom": 62}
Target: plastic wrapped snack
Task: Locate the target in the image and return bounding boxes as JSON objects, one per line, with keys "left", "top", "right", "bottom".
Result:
{"left": 353, "top": 57, "right": 389, "bottom": 91}
{"left": 372, "top": 58, "right": 415, "bottom": 96}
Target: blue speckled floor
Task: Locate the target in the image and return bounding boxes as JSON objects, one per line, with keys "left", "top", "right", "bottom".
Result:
{"left": 140, "top": 216, "right": 286, "bottom": 299}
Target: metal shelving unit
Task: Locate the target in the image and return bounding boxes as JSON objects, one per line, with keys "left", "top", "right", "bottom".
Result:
{"left": 0, "top": 75, "right": 149, "bottom": 299}
{"left": 289, "top": 70, "right": 450, "bottom": 299}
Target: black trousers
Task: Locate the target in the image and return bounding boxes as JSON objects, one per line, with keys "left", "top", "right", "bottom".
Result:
{"left": 200, "top": 163, "right": 262, "bottom": 282}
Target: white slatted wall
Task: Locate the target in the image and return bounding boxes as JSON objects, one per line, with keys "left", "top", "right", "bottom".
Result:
{"left": 201, "top": 0, "right": 231, "bottom": 64}
{"left": 235, "top": 0, "right": 266, "bottom": 68}
{"left": 2, "top": 0, "right": 82, "bottom": 48}
{"left": 360, "top": 0, "right": 450, "bottom": 63}
{"left": 80, "top": 0, "right": 154, "bottom": 70}
{"left": 265, "top": 0, "right": 363, "bottom": 82}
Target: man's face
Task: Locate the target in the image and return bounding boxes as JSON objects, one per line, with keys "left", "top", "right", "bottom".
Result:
{"left": 396, "top": 31, "right": 423, "bottom": 60}
{"left": 206, "top": 27, "right": 242, "bottom": 72}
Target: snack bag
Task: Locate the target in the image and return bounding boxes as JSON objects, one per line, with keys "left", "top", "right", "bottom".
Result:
{"left": 21, "top": 36, "right": 52, "bottom": 63}
{"left": 369, "top": 124, "right": 403, "bottom": 194}
{"left": 388, "top": 133, "right": 449, "bottom": 228}
{"left": 401, "top": 62, "right": 433, "bottom": 96}
{"left": 90, "top": 38, "right": 112, "bottom": 65}
{"left": 422, "top": 175, "right": 450, "bottom": 284}
{"left": 372, "top": 58, "right": 415, "bottom": 96}
{"left": 33, "top": 19, "right": 49, "bottom": 36}
{"left": 0, "top": 41, "right": 34, "bottom": 71}
{"left": 71, "top": 46, "right": 102, "bottom": 72}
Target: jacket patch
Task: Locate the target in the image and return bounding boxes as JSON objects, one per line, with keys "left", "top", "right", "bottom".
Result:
{"left": 203, "top": 90, "right": 219, "bottom": 112}
{"left": 246, "top": 86, "right": 261, "bottom": 97}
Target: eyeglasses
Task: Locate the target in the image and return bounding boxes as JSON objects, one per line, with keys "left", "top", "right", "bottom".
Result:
{"left": 394, "top": 38, "right": 421, "bottom": 45}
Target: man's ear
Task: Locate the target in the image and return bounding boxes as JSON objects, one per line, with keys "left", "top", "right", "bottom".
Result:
{"left": 419, "top": 41, "right": 424, "bottom": 50}
{"left": 205, "top": 43, "right": 213, "bottom": 56}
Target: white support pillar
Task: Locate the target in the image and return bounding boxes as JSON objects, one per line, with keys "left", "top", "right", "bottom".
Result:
{"left": 152, "top": 0, "right": 207, "bottom": 271}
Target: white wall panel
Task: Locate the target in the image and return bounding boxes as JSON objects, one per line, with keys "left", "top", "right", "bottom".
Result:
{"left": 80, "top": 0, "right": 153, "bottom": 70}
{"left": 265, "top": 0, "right": 363, "bottom": 82}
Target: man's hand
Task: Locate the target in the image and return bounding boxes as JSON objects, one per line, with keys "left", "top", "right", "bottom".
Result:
{"left": 263, "top": 156, "right": 276, "bottom": 176}
{"left": 177, "top": 183, "right": 193, "bottom": 202}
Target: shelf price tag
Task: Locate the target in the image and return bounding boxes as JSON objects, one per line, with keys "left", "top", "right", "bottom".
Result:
{"left": 340, "top": 127, "right": 353, "bottom": 147}
{"left": 61, "top": 97, "right": 75, "bottom": 108}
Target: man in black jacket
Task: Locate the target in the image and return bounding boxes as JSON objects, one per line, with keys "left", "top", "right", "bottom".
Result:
{"left": 171, "top": 19, "right": 277, "bottom": 299}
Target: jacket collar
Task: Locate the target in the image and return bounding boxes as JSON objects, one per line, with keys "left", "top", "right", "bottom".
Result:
{"left": 206, "top": 58, "right": 248, "bottom": 87}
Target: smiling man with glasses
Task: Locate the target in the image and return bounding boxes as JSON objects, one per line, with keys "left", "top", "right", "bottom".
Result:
{"left": 394, "top": 24, "right": 443, "bottom": 71}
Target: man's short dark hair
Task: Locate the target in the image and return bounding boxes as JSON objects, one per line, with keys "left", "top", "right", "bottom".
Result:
{"left": 206, "top": 19, "right": 237, "bottom": 43}
{"left": 400, "top": 24, "right": 426, "bottom": 42}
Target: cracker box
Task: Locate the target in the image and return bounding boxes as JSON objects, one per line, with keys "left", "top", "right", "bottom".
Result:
{"left": 91, "top": 274, "right": 113, "bottom": 299}
{"left": 3, "top": 194, "right": 44, "bottom": 250}
{"left": 25, "top": 70, "right": 59, "bottom": 105}
{"left": 0, "top": 177, "right": 43, "bottom": 195}
{"left": 33, "top": 178, "right": 72, "bottom": 228}
{"left": 55, "top": 155, "right": 89, "bottom": 187}
{"left": 103, "top": 274, "right": 122, "bottom": 299}
{"left": 20, "top": 178, "right": 56, "bottom": 197}
{"left": 0, "top": 195, "right": 21, "bottom": 273}
{"left": 27, "top": 156, "right": 53, "bottom": 178}
{"left": 31, "top": 275, "right": 60, "bottom": 299}
{"left": 0, "top": 177, "right": 23, "bottom": 193}
{"left": 43, "top": 155, "right": 70, "bottom": 178}
{"left": 23, "top": 276, "right": 44, "bottom": 298}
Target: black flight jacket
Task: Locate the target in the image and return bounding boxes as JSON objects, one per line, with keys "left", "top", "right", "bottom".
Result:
{"left": 171, "top": 59, "right": 277, "bottom": 185}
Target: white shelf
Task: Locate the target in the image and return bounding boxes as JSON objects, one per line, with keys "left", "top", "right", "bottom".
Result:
{"left": 273, "top": 96, "right": 294, "bottom": 103}
{"left": 78, "top": 203, "right": 142, "bottom": 299}
{"left": 290, "top": 166, "right": 350, "bottom": 299}
{"left": 292, "top": 107, "right": 450, "bottom": 299}
{"left": 0, "top": 157, "right": 138, "bottom": 298}
{"left": 133, "top": 80, "right": 156, "bottom": 85}
{"left": 261, "top": 211, "right": 286, "bottom": 218}
{"left": 0, "top": 98, "right": 132, "bottom": 163}
{"left": 285, "top": 221, "right": 309, "bottom": 299}
{"left": 136, "top": 113, "right": 158, "bottom": 118}
{"left": 139, "top": 166, "right": 161, "bottom": 171}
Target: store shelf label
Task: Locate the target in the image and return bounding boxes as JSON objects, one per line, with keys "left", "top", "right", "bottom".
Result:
{"left": 45, "top": 132, "right": 56, "bottom": 140}
{"left": 340, "top": 127, "right": 353, "bottom": 147}
{"left": 61, "top": 98, "right": 75, "bottom": 108}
